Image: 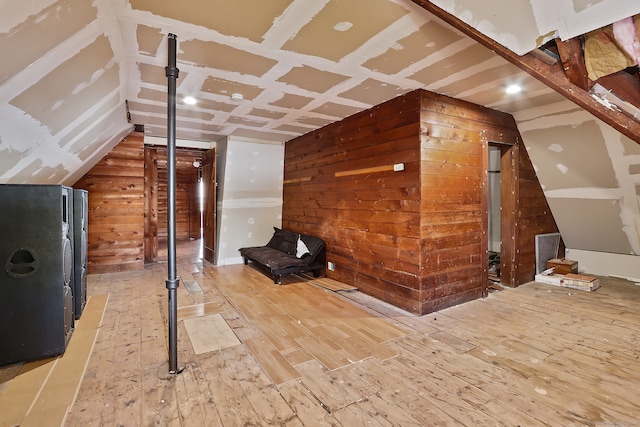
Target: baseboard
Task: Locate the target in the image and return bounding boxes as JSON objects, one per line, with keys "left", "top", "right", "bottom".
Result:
{"left": 223, "top": 256, "right": 244, "bottom": 265}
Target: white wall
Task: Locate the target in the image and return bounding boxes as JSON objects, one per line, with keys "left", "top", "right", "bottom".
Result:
{"left": 516, "top": 99, "right": 640, "bottom": 278}
{"left": 565, "top": 248, "right": 640, "bottom": 283}
{"left": 215, "top": 137, "right": 284, "bottom": 265}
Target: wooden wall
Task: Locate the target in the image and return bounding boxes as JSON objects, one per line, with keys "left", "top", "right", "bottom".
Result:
{"left": 510, "top": 142, "right": 561, "bottom": 285}
{"left": 283, "top": 89, "right": 558, "bottom": 315}
{"left": 144, "top": 146, "right": 203, "bottom": 263}
{"left": 75, "top": 132, "right": 145, "bottom": 274}
{"left": 75, "top": 134, "right": 205, "bottom": 271}
{"left": 284, "top": 92, "right": 423, "bottom": 312}
{"left": 154, "top": 148, "right": 202, "bottom": 241}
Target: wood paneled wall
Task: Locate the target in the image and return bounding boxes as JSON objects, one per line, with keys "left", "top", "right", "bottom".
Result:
{"left": 144, "top": 146, "right": 203, "bottom": 263}
{"left": 154, "top": 148, "right": 202, "bottom": 241}
{"left": 418, "top": 91, "right": 534, "bottom": 313}
{"left": 74, "top": 132, "right": 145, "bottom": 274}
{"left": 511, "top": 142, "right": 561, "bottom": 285}
{"left": 283, "top": 89, "right": 558, "bottom": 315}
{"left": 74, "top": 134, "right": 205, "bottom": 271}
{"left": 284, "top": 92, "right": 423, "bottom": 312}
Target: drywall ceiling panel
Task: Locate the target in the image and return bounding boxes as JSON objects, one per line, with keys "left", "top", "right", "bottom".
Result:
{"left": 201, "top": 76, "right": 264, "bottom": 100}
{"left": 531, "top": 0, "right": 640, "bottom": 44}
{"left": 363, "top": 21, "right": 465, "bottom": 74}
{"left": 338, "top": 78, "right": 407, "bottom": 105}
{"left": 231, "top": 128, "right": 291, "bottom": 142}
{"left": 126, "top": 102, "right": 215, "bottom": 122}
{"left": 64, "top": 93, "right": 122, "bottom": 157}
{"left": 5, "top": 158, "right": 69, "bottom": 184}
{"left": 10, "top": 35, "right": 119, "bottom": 135}
{"left": 275, "top": 123, "right": 315, "bottom": 134}
{"left": 437, "top": 63, "right": 521, "bottom": 96}
{"left": 427, "top": 0, "right": 540, "bottom": 54}
{"left": 0, "top": 143, "right": 29, "bottom": 179}
{"left": 0, "top": 0, "right": 97, "bottom": 85}
{"left": 226, "top": 116, "right": 268, "bottom": 128}
{"left": 136, "top": 25, "right": 164, "bottom": 57}
{"left": 247, "top": 108, "right": 288, "bottom": 120}
{"left": 138, "top": 62, "right": 186, "bottom": 87}
{"left": 129, "top": 0, "right": 293, "bottom": 42}
{"left": 294, "top": 116, "right": 334, "bottom": 127}
{"left": 486, "top": 90, "right": 566, "bottom": 116}
{"left": 282, "top": 0, "right": 409, "bottom": 62}
{"left": 276, "top": 65, "right": 349, "bottom": 94}
{"left": 409, "top": 44, "right": 496, "bottom": 85}
{"left": 311, "top": 101, "right": 364, "bottom": 118}
{"left": 429, "top": 0, "right": 640, "bottom": 54}
{"left": 270, "top": 93, "right": 314, "bottom": 110}
{"left": 179, "top": 39, "right": 278, "bottom": 77}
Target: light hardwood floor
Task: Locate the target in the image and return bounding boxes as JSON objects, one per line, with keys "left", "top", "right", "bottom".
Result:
{"left": 2, "top": 240, "right": 640, "bottom": 426}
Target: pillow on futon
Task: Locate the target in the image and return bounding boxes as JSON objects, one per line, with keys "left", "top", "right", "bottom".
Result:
{"left": 266, "top": 227, "right": 298, "bottom": 256}
{"left": 296, "top": 237, "right": 311, "bottom": 258}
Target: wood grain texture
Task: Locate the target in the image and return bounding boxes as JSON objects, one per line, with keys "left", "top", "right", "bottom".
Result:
{"left": 0, "top": 294, "right": 107, "bottom": 427}
{"left": 3, "top": 245, "right": 640, "bottom": 426}
{"left": 182, "top": 314, "right": 240, "bottom": 354}
{"left": 75, "top": 133, "right": 145, "bottom": 274}
{"left": 284, "top": 89, "right": 557, "bottom": 315}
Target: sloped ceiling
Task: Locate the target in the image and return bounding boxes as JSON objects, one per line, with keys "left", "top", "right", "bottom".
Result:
{"left": 429, "top": 0, "right": 640, "bottom": 55}
{"left": 0, "top": 0, "right": 639, "bottom": 258}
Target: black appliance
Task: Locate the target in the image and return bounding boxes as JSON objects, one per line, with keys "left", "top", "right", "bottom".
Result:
{"left": 0, "top": 184, "right": 74, "bottom": 365}
{"left": 72, "top": 189, "right": 88, "bottom": 319}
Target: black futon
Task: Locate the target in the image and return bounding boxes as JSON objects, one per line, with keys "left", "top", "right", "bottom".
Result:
{"left": 239, "top": 227, "right": 325, "bottom": 284}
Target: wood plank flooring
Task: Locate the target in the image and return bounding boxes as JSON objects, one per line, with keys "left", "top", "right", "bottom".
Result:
{"left": 1, "top": 240, "right": 640, "bottom": 425}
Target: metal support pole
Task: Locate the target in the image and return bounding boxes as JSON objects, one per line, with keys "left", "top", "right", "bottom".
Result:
{"left": 165, "top": 33, "right": 180, "bottom": 374}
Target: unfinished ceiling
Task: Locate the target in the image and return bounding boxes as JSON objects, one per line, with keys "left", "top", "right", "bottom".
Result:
{"left": 0, "top": 0, "right": 639, "bottom": 261}
{"left": 429, "top": 0, "right": 640, "bottom": 55}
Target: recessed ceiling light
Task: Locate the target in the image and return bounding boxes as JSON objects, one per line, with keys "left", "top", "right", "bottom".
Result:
{"left": 231, "top": 93, "right": 244, "bottom": 101}
{"left": 505, "top": 84, "right": 521, "bottom": 94}
{"left": 184, "top": 96, "right": 197, "bottom": 105}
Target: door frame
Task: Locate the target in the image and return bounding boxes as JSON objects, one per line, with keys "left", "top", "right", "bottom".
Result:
{"left": 201, "top": 148, "right": 216, "bottom": 264}
{"left": 484, "top": 140, "right": 517, "bottom": 294}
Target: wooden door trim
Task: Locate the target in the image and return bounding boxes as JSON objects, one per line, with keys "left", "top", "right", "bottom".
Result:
{"left": 144, "top": 146, "right": 158, "bottom": 263}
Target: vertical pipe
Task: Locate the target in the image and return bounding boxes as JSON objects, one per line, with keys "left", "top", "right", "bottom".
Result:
{"left": 165, "top": 33, "right": 180, "bottom": 374}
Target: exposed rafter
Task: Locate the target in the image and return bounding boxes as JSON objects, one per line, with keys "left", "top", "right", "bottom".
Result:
{"left": 411, "top": 0, "right": 640, "bottom": 144}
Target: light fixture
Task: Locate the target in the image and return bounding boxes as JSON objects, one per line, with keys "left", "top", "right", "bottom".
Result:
{"left": 192, "top": 160, "right": 201, "bottom": 168}
{"left": 184, "top": 96, "right": 197, "bottom": 105}
{"left": 505, "top": 84, "right": 522, "bottom": 94}
{"left": 231, "top": 93, "right": 244, "bottom": 101}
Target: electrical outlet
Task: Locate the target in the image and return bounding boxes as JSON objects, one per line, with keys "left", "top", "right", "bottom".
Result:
{"left": 327, "top": 261, "right": 335, "bottom": 271}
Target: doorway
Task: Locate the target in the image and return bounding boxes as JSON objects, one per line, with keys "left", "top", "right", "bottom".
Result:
{"left": 143, "top": 146, "right": 207, "bottom": 264}
{"left": 486, "top": 141, "right": 516, "bottom": 290}
{"left": 488, "top": 145, "right": 501, "bottom": 284}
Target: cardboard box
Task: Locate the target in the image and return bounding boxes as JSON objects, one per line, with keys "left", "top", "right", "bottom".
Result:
{"left": 546, "top": 258, "right": 578, "bottom": 275}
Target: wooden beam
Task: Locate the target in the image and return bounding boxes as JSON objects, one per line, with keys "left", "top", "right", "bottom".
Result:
{"left": 283, "top": 176, "right": 313, "bottom": 185}
{"left": 410, "top": 0, "right": 640, "bottom": 145}
{"left": 555, "top": 37, "right": 591, "bottom": 91}
{"left": 596, "top": 70, "right": 640, "bottom": 111}
{"left": 335, "top": 164, "right": 396, "bottom": 177}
